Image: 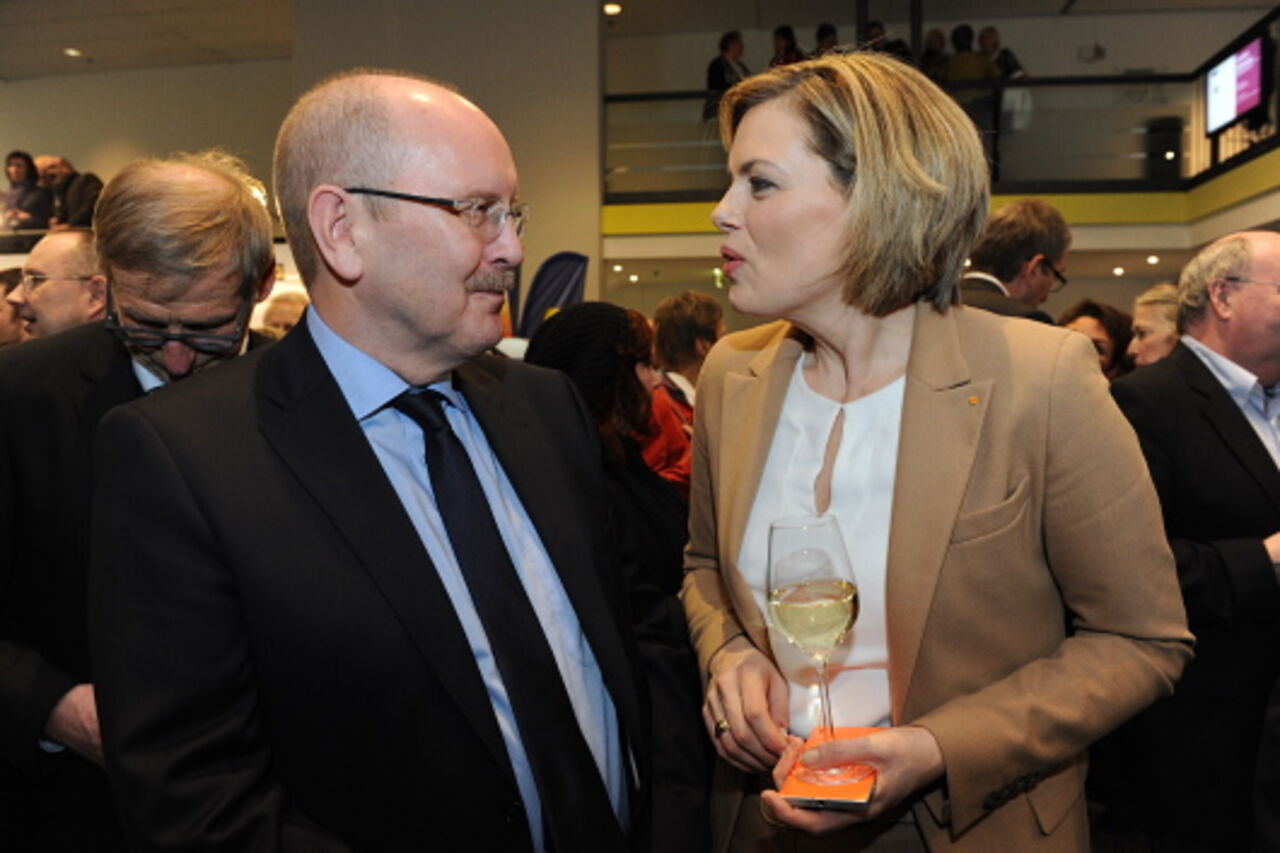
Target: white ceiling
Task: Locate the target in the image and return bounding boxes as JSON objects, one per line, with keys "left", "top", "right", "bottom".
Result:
{"left": 0, "top": 1, "right": 1271, "bottom": 82}
{"left": 0, "top": 0, "right": 291, "bottom": 82}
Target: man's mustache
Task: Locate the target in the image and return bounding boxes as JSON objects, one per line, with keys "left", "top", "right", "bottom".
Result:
{"left": 465, "top": 270, "right": 515, "bottom": 295}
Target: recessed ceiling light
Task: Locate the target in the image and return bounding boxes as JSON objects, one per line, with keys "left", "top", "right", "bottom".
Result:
{"left": 63, "top": 47, "right": 83, "bottom": 57}
{"left": 1164, "top": 151, "right": 1176, "bottom": 161}
{"left": 1146, "top": 255, "right": 1159, "bottom": 264}
{"left": 1113, "top": 267, "right": 1125, "bottom": 277}
{"left": 603, "top": 3, "right": 622, "bottom": 15}
{"left": 612, "top": 264, "right": 623, "bottom": 272}
{"left": 628, "top": 274, "right": 639, "bottom": 283}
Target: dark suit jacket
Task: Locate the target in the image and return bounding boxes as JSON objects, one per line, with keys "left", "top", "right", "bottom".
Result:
{"left": 959, "top": 275, "right": 1053, "bottom": 324}
{"left": 0, "top": 323, "right": 137, "bottom": 849}
{"left": 89, "top": 324, "right": 651, "bottom": 852}
{"left": 0, "top": 323, "right": 140, "bottom": 766}
{"left": 1112, "top": 342, "right": 1280, "bottom": 846}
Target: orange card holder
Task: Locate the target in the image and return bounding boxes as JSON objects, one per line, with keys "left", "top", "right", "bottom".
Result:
{"left": 778, "top": 726, "right": 882, "bottom": 811}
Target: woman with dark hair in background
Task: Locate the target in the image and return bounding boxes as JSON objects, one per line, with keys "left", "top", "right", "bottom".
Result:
{"left": 1059, "top": 298, "right": 1134, "bottom": 381}
{"left": 524, "top": 301, "right": 709, "bottom": 853}
{"left": 769, "top": 25, "right": 803, "bottom": 68}
{"left": 3, "top": 150, "right": 52, "bottom": 230}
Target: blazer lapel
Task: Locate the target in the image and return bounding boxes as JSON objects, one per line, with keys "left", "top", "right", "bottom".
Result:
{"left": 456, "top": 362, "right": 646, "bottom": 756}
{"left": 1175, "top": 344, "right": 1280, "bottom": 515}
{"left": 254, "top": 330, "right": 514, "bottom": 780}
{"left": 719, "top": 324, "right": 804, "bottom": 648}
{"left": 885, "top": 306, "right": 991, "bottom": 720}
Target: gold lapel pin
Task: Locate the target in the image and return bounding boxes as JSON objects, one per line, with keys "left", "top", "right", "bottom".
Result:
{"left": 968, "top": 395, "right": 980, "bottom": 405}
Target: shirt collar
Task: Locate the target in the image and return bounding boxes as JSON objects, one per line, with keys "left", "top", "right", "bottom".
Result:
{"left": 306, "top": 305, "right": 462, "bottom": 421}
{"left": 1182, "top": 334, "right": 1276, "bottom": 418}
{"left": 127, "top": 331, "right": 251, "bottom": 393}
{"left": 962, "top": 271, "right": 1011, "bottom": 297}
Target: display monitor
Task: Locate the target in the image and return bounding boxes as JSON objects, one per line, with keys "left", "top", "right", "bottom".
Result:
{"left": 1206, "top": 35, "right": 1267, "bottom": 135}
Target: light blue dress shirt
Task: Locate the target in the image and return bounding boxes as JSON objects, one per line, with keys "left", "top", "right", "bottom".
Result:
{"left": 1183, "top": 334, "right": 1280, "bottom": 468}
{"left": 306, "top": 308, "right": 627, "bottom": 851}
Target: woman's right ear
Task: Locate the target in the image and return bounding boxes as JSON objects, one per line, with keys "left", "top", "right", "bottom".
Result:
{"left": 307, "top": 186, "right": 364, "bottom": 283}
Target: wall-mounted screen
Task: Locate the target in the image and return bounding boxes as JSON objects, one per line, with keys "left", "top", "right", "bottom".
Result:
{"left": 1206, "top": 36, "right": 1265, "bottom": 135}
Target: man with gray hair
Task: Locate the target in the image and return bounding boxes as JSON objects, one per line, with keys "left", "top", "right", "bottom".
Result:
{"left": 961, "top": 198, "right": 1070, "bottom": 324}
{"left": 1111, "top": 230, "right": 1280, "bottom": 850}
{"left": 0, "top": 149, "right": 275, "bottom": 851}
{"left": 90, "top": 69, "right": 649, "bottom": 852}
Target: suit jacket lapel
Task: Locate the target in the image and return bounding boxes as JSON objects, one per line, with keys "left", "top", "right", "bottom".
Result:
{"left": 886, "top": 306, "right": 991, "bottom": 720}
{"left": 77, "top": 326, "right": 141, "bottom": 430}
{"left": 456, "top": 362, "right": 646, "bottom": 757}
{"left": 1175, "top": 344, "right": 1280, "bottom": 514}
{"left": 254, "top": 330, "right": 514, "bottom": 780}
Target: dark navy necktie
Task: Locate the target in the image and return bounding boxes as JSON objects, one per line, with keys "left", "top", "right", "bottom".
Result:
{"left": 391, "top": 389, "right": 626, "bottom": 853}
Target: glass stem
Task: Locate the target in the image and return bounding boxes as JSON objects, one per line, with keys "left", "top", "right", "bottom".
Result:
{"left": 815, "top": 654, "right": 834, "bottom": 738}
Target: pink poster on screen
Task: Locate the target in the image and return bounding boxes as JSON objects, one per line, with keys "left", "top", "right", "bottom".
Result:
{"left": 1236, "top": 38, "right": 1262, "bottom": 114}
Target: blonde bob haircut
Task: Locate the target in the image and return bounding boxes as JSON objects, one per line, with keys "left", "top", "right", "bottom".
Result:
{"left": 95, "top": 149, "right": 273, "bottom": 299}
{"left": 719, "top": 51, "right": 989, "bottom": 316}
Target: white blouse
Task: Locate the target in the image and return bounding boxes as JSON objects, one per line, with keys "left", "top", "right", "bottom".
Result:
{"left": 738, "top": 356, "right": 904, "bottom": 737}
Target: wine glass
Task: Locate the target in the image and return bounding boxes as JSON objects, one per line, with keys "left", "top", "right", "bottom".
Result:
{"left": 767, "top": 514, "right": 872, "bottom": 784}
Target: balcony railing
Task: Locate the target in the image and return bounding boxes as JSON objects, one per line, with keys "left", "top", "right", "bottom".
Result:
{"left": 605, "top": 12, "right": 1279, "bottom": 204}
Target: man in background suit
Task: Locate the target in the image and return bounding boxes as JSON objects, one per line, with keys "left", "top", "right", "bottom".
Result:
{"left": 960, "top": 198, "right": 1068, "bottom": 324}
{"left": 36, "top": 155, "right": 104, "bottom": 230}
{"left": 90, "top": 70, "right": 649, "bottom": 852}
{"left": 1112, "top": 231, "right": 1280, "bottom": 851}
{"left": 0, "top": 149, "right": 276, "bottom": 851}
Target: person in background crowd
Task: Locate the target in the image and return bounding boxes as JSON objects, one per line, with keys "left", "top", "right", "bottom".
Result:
{"left": 864, "top": 20, "right": 912, "bottom": 62}
{"left": 704, "top": 31, "right": 751, "bottom": 121}
{"left": 525, "top": 300, "right": 709, "bottom": 853}
{"left": 0, "top": 268, "right": 30, "bottom": 347}
{"left": 261, "top": 289, "right": 310, "bottom": 338}
{"left": 3, "top": 150, "right": 52, "bottom": 230}
{"left": 945, "top": 23, "right": 1000, "bottom": 130}
{"left": 629, "top": 309, "right": 693, "bottom": 496}
{"left": 979, "top": 26, "right": 1025, "bottom": 79}
{"left": 7, "top": 229, "right": 106, "bottom": 339}
{"left": 768, "top": 25, "right": 803, "bottom": 68}
{"left": 961, "top": 198, "right": 1069, "bottom": 324}
{"left": 35, "top": 156, "right": 104, "bottom": 230}
{"left": 90, "top": 70, "right": 651, "bottom": 852}
{"left": 0, "top": 148, "right": 275, "bottom": 853}
{"left": 1111, "top": 232, "right": 1280, "bottom": 853}
{"left": 1059, "top": 298, "right": 1134, "bottom": 381}
{"left": 1128, "top": 282, "right": 1180, "bottom": 367}
{"left": 653, "top": 289, "right": 723, "bottom": 427}
{"left": 689, "top": 49, "right": 1189, "bottom": 852}
{"left": 810, "top": 23, "right": 838, "bottom": 58}
{"left": 920, "top": 27, "right": 950, "bottom": 83}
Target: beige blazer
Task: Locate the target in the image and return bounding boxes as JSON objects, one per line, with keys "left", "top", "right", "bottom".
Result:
{"left": 682, "top": 303, "right": 1193, "bottom": 851}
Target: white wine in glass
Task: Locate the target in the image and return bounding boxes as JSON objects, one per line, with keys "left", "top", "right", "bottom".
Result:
{"left": 767, "top": 515, "right": 873, "bottom": 785}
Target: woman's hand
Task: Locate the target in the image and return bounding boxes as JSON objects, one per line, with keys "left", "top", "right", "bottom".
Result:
{"left": 760, "top": 726, "right": 945, "bottom": 833}
{"left": 702, "top": 635, "right": 790, "bottom": 773}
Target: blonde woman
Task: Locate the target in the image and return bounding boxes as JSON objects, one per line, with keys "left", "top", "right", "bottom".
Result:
{"left": 684, "top": 51, "right": 1192, "bottom": 852}
{"left": 1127, "top": 282, "right": 1180, "bottom": 367}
